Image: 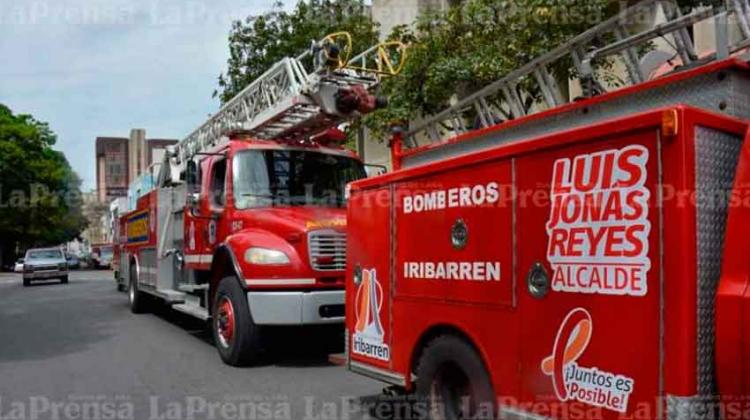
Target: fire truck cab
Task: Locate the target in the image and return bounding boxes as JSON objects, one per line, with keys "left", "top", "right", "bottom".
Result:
{"left": 346, "top": 1, "right": 750, "bottom": 418}
{"left": 115, "top": 32, "right": 406, "bottom": 366}
{"left": 117, "top": 135, "right": 363, "bottom": 365}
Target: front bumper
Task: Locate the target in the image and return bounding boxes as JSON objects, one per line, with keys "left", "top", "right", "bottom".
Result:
{"left": 247, "top": 290, "right": 344, "bottom": 326}
{"left": 24, "top": 270, "right": 65, "bottom": 280}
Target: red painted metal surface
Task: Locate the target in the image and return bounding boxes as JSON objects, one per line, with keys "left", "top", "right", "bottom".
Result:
{"left": 716, "top": 125, "right": 750, "bottom": 397}
{"left": 347, "top": 186, "right": 392, "bottom": 370}
{"left": 217, "top": 296, "right": 236, "bottom": 346}
{"left": 346, "top": 105, "right": 750, "bottom": 418}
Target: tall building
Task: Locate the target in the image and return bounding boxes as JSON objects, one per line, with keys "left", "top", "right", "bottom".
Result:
{"left": 95, "top": 137, "right": 129, "bottom": 202}
{"left": 95, "top": 130, "right": 178, "bottom": 203}
{"left": 360, "top": 0, "right": 458, "bottom": 169}
{"left": 127, "top": 129, "right": 147, "bottom": 183}
{"left": 372, "top": 0, "right": 457, "bottom": 40}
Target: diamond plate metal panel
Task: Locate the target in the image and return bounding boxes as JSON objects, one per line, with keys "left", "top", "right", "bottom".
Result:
{"left": 403, "top": 69, "right": 750, "bottom": 168}
{"left": 694, "top": 127, "right": 743, "bottom": 399}
{"left": 139, "top": 248, "right": 157, "bottom": 287}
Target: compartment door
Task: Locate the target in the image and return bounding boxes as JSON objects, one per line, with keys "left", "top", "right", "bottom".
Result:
{"left": 515, "top": 130, "right": 663, "bottom": 419}
{"left": 347, "top": 186, "right": 393, "bottom": 370}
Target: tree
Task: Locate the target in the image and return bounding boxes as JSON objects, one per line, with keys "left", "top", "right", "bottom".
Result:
{"left": 215, "top": 0, "right": 379, "bottom": 104}
{"left": 0, "top": 104, "right": 87, "bottom": 264}
{"left": 216, "top": 0, "right": 726, "bottom": 142}
{"left": 358, "top": 0, "right": 622, "bottom": 140}
{"left": 359, "top": 0, "right": 725, "bottom": 140}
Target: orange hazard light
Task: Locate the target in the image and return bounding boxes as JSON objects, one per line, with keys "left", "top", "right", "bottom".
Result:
{"left": 661, "top": 109, "right": 679, "bottom": 138}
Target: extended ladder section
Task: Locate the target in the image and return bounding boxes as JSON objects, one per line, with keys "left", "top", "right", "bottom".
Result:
{"left": 174, "top": 33, "right": 406, "bottom": 167}
{"left": 402, "top": 0, "right": 750, "bottom": 148}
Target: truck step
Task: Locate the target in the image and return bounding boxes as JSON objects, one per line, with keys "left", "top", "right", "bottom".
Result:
{"left": 155, "top": 289, "right": 186, "bottom": 303}
{"left": 172, "top": 303, "right": 210, "bottom": 321}
{"left": 177, "top": 284, "right": 209, "bottom": 293}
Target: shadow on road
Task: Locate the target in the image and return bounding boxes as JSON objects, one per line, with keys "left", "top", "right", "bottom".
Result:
{"left": 22, "top": 279, "right": 66, "bottom": 287}
{"left": 145, "top": 299, "right": 344, "bottom": 369}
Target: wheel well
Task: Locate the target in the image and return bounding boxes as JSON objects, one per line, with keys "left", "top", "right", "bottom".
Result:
{"left": 409, "top": 325, "right": 487, "bottom": 377}
{"left": 208, "top": 247, "right": 241, "bottom": 315}
{"left": 128, "top": 255, "right": 138, "bottom": 281}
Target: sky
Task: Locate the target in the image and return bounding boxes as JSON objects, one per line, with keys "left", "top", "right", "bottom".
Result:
{"left": 0, "top": 0, "right": 293, "bottom": 190}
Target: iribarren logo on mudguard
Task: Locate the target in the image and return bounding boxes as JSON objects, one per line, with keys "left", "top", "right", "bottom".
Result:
{"left": 546, "top": 145, "right": 651, "bottom": 297}
{"left": 352, "top": 269, "right": 390, "bottom": 362}
{"left": 542, "top": 308, "right": 635, "bottom": 413}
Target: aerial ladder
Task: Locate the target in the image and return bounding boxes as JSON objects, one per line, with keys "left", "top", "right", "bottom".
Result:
{"left": 393, "top": 0, "right": 750, "bottom": 159}
{"left": 158, "top": 33, "right": 407, "bottom": 184}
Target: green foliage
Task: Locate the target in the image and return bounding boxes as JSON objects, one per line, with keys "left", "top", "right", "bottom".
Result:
{"left": 216, "top": 0, "right": 725, "bottom": 143}
{"left": 359, "top": 0, "right": 620, "bottom": 141}
{"left": 215, "top": 0, "right": 379, "bottom": 103}
{"left": 0, "top": 104, "right": 87, "bottom": 258}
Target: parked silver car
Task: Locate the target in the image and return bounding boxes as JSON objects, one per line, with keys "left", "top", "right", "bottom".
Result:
{"left": 22, "top": 248, "right": 68, "bottom": 286}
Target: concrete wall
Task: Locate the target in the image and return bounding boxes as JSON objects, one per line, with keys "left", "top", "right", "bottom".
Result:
{"left": 372, "top": 0, "right": 420, "bottom": 40}
{"left": 128, "top": 128, "right": 147, "bottom": 183}
{"left": 364, "top": 0, "right": 457, "bottom": 168}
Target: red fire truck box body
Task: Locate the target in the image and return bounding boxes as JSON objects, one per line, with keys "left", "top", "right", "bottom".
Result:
{"left": 346, "top": 59, "right": 750, "bottom": 418}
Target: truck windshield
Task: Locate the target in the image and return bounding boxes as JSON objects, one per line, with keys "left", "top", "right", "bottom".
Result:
{"left": 233, "top": 150, "right": 366, "bottom": 209}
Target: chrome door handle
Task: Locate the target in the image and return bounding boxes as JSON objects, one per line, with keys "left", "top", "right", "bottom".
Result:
{"left": 527, "top": 262, "right": 550, "bottom": 299}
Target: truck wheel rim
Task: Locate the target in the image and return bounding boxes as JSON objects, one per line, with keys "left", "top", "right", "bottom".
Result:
{"left": 129, "top": 282, "right": 135, "bottom": 304}
{"left": 216, "top": 297, "right": 235, "bottom": 348}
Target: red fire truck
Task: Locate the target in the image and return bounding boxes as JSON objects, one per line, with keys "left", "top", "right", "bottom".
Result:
{"left": 115, "top": 34, "right": 405, "bottom": 366}
{"left": 346, "top": 1, "right": 750, "bottom": 418}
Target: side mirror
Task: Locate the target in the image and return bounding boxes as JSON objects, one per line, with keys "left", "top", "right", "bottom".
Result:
{"left": 186, "top": 160, "right": 199, "bottom": 194}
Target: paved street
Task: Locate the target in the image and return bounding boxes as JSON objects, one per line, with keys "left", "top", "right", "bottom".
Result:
{"left": 0, "top": 271, "right": 387, "bottom": 420}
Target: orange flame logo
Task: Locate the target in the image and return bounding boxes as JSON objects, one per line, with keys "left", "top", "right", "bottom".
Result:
{"left": 541, "top": 308, "right": 593, "bottom": 400}
{"left": 354, "top": 269, "right": 384, "bottom": 338}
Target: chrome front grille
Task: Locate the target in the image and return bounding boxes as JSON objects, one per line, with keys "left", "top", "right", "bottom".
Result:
{"left": 308, "top": 230, "right": 347, "bottom": 271}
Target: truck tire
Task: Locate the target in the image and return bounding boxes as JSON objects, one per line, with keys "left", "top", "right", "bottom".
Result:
{"left": 416, "top": 335, "right": 495, "bottom": 420}
{"left": 129, "top": 265, "right": 149, "bottom": 314}
{"left": 23, "top": 278, "right": 30, "bottom": 287}
{"left": 212, "top": 276, "right": 262, "bottom": 366}
{"left": 60, "top": 276, "right": 68, "bottom": 284}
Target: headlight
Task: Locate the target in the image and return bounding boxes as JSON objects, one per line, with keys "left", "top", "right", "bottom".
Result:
{"left": 244, "top": 248, "right": 290, "bottom": 265}
{"left": 23, "top": 264, "right": 33, "bottom": 273}
{"left": 58, "top": 263, "right": 68, "bottom": 270}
